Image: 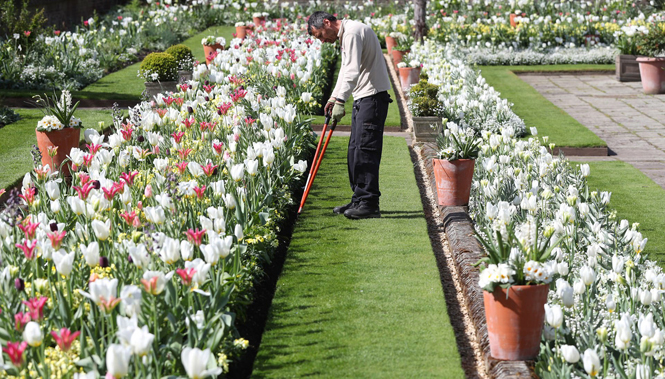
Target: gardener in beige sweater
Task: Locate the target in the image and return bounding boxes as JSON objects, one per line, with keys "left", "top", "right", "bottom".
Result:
{"left": 307, "top": 11, "right": 392, "bottom": 219}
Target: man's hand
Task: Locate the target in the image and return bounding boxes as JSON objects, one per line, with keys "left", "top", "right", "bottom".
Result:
{"left": 332, "top": 102, "right": 345, "bottom": 122}
{"left": 324, "top": 97, "right": 335, "bottom": 117}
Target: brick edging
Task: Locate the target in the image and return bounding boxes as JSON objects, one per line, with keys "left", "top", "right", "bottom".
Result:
{"left": 418, "top": 143, "right": 536, "bottom": 379}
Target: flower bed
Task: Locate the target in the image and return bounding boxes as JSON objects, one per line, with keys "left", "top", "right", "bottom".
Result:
{"left": 415, "top": 39, "right": 665, "bottom": 378}
{"left": 0, "top": 22, "right": 328, "bottom": 378}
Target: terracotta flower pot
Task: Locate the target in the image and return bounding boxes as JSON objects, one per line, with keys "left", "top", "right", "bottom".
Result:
{"left": 510, "top": 13, "right": 518, "bottom": 27}
{"left": 253, "top": 16, "right": 266, "bottom": 27}
{"left": 203, "top": 43, "right": 224, "bottom": 65}
{"left": 391, "top": 49, "right": 409, "bottom": 68}
{"left": 398, "top": 66, "right": 421, "bottom": 93}
{"left": 636, "top": 57, "right": 665, "bottom": 94}
{"left": 385, "top": 35, "right": 397, "bottom": 55}
{"left": 235, "top": 26, "right": 247, "bottom": 39}
{"left": 484, "top": 284, "right": 549, "bottom": 361}
{"left": 432, "top": 158, "right": 475, "bottom": 206}
{"left": 36, "top": 128, "right": 81, "bottom": 176}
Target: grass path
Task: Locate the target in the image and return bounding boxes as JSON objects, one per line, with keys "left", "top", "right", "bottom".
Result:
{"left": 574, "top": 160, "right": 665, "bottom": 266}
{"left": 480, "top": 64, "right": 612, "bottom": 148}
{"left": 0, "top": 109, "right": 111, "bottom": 189}
{"left": 252, "top": 137, "right": 464, "bottom": 378}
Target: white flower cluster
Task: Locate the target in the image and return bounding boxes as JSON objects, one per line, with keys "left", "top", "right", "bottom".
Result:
{"left": 478, "top": 263, "right": 515, "bottom": 290}
{"left": 36, "top": 115, "right": 65, "bottom": 132}
{"left": 409, "top": 40, "right": 527, "bottom": 136}
{"left": 460, "top": 46, "right": 616, "bottom": 66}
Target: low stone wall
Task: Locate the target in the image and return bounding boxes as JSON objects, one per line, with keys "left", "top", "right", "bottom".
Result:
{"left": 28, "top": 0, "right": 130, "bottom": 29}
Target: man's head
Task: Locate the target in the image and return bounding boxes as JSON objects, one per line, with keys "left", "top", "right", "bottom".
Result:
{"left": 307, "top": 11, "right": 339, "bottom": 44}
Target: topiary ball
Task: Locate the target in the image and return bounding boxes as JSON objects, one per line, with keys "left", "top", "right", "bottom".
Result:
{"left": 139, "top": 52, "right": 178, "bottom": 82}
{"left": 165, "top": 44, "right": 194, "bottom": 70}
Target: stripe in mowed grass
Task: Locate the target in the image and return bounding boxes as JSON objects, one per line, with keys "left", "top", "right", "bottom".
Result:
{"left": 574, "top": 160, "right": 665, "bottom": 267}
{"left": 252, "top": 137, "right": 464, "bottom": 378}
{"left": 479, "top": 65, "right": 612, "bottom": 149}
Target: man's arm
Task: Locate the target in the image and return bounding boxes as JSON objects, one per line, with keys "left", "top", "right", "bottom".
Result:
{"left": 330, "top": 32, "right": 362, "bottom": 102}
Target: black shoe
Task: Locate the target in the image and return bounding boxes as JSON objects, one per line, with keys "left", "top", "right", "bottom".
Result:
{"left": 344, "top": 205, "right": 381, "bottom": 219}
{"left": 333, "top": 202, "right": 357, "bottom": 215}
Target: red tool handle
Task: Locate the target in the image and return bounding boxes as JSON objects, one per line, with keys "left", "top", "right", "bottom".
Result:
{"left": 298, "top": 118, "right": 336, "bottom": 214}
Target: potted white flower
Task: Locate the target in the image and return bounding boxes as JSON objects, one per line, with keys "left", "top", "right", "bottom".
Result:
{"left": 432, "top": 121, "right": 480, "bottom": 206}
{"left": 31, "top": 90, "right": 83, "bottom": 176}
{"left": 474, "top": 218, "right": 559, "bottom": 360}
{"left": 201, "top": 36, "right": 226, "bottom": 66}
{"left": 235, "top": 22, "right": 247, "bottom": 39}
{"left": 397, "top": 57, "right": 422, "bottom": 93}
{"left": 253, "top": 12, "right": 268, "bottom": 27}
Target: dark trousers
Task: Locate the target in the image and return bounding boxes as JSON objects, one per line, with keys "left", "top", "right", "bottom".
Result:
{"left": 348, "top": 91, "right": 391, "bottom": 207}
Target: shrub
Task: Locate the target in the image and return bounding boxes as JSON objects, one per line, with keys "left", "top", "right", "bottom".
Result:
{"left": 139, "top": 52, "right": 178, "bottom": 82}
{"left": 0, "top": 106, "right": 20, "bottom": 128}
{"left": 408, "top": 79, "right": 444, "bottom": 117}
{"left": 165, "top": 44, "right": 195, "bottom": 71}
{"left": 635, "top": 21, "right": 665, "bottom": 57}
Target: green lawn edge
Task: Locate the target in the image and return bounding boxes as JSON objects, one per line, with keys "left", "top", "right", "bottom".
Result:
{"left": 252, "top": 137, "right": 464, "bottom": 378}
{"left": 0, "top": 109, "right": 112, "bottom": 189}
{"left": 573, "top": 160, "right": 665, "bottom": 266}
{"left": 480, "top": 64, "right": 613, "bottom": 148}
{"left": 2, "top": 26, "right": 236, "bottom": 101}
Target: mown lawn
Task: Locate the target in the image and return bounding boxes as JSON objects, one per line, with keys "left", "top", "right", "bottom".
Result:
{"left": 480, "top": 64, "right": 613, "bottom": 148}
{"left": 0, "top": 109, "right": 112, "bottom": 189}
{"left": 574, "top": 160, "right": 665, "bottom": 266}
{"left": 252, "top": 137, "right": 464, "bottom": 378}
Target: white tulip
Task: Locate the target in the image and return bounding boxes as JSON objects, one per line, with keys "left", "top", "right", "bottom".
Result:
{"left": 640, "top": 289, "right": 653, "bottom": 306}
{"left": 181, "top": 240, "right": 193, "bottom": 261}
{"left": 573, "top": 279, "right": 586, "bottom": 295}
{"left": 580, "top": 266, "right": 595, "bottom": 286}
{"left": 81, "top": 242, "right": 100, "bottom": 267}
{"left": 639, "top": 313, "right": 656, "bottom": 339}
{"left": 580, "top": 163, "right": 590, "bottom": 177}
{"left": 91, "top": 219, "right": 111, "bottom": 241}
{"left": 144, "top": 206, "right": 166, "bottom": 225}
{"left": 561, "top": 286, "right": 574, "bottom": 308}
{"left": 50, "top": 199, "right": 62, "bottom": 213}
{"left": 106, "top": 344, "right": 132, "bottom": 378}
{"left": 130, "top": 326, "right": 154, "bottom": 356}
{"left": 128, "top": 244, "right": 150, "bottom": 269}
{"left": 160, "top": 237, "right": 181, "bottom": 264}
{"left": 188, "top": 161, "right": 204, "bottom": 178}
{"left": 45, "top": 181, "right": 60, "bottom": 200}
{"left": 582, "top": 349, "right": 601, "bottom": 376}
{"left": 22, "top": 321, "right": 44, "bottom": 347}
{"left": 67, "top": 196, "right": 86, "bottom": 215}
{"left": 234, "top": 224, "right": 244, "bottom": 240}
{"left": 181, "top": 347, "right": 222, "bottom": 379}
{"left": 560, "top": 345, "right": 580, "bottom": 363}
{"left": 52, "top": 250, "right": 75, "bottom": 277}
{"left": 615, "top": 315, "right": 633, "bottom": 350}
{"left": 120, "top": 285, "right": 142, "bottom": 317}
{"left": 544, "top": 303, "right": 563, "bottom": 329}
{"left": 230, "top": 164, "right": 244, "bottom": 181}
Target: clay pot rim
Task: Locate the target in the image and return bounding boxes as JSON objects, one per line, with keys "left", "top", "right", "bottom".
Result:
{"left": 636, "top": 56, "right": 665, "bottom": 62}
{"left": 489, "top": 283, "right": 549, "bottom": 291}
{"left": 433, "top": 157, "right": 476, "bottom": 163}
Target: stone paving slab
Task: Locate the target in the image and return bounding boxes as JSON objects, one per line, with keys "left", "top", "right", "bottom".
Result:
{"left": 520, "top": 73, "right": 665, "bottom": 190}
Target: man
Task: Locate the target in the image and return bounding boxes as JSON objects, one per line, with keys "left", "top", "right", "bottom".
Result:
{"left": 307, "top": 11, "right": 392, "bottom": 219}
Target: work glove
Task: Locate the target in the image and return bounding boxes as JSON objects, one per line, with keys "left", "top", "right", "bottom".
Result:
{"left": 324, "top": 97, "right": 336, "bottom": 117}
{"left": 332, "top": 102, "right": 345, "bottom": 122}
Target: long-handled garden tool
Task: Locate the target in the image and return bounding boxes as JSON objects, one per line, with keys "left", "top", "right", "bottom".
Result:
{"left": 298, "top": 115, "right": 337, "bottom": 214}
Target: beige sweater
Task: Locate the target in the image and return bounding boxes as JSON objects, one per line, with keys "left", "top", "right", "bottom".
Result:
{"left": 331, "top": 20, "right": 391, "bottom": 102}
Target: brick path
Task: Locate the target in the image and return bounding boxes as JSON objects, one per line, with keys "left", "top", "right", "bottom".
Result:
{"left": 520, "top": 73, "right": 665, "bottom": 189}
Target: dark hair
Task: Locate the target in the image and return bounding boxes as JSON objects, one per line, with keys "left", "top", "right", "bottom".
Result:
{"left": 307, "top": 11, "right": 337, "bottom": 35}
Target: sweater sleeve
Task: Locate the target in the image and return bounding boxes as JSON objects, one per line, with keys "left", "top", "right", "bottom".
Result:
{"left": 330, "top": 32, "right": 362, "bottom": 102}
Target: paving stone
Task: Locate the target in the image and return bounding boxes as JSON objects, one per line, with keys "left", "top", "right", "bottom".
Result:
{"left": 521, "top": 73, "right": 665, "bottom": 191}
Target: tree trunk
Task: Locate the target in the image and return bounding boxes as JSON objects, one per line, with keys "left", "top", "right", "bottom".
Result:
{"left": 413, "top": 0, "right": 427, "bottom": 44}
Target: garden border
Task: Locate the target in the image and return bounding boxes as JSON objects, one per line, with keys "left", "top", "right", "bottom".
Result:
{"left": 418, "top": 141, "right": 537, "bottom": 379}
